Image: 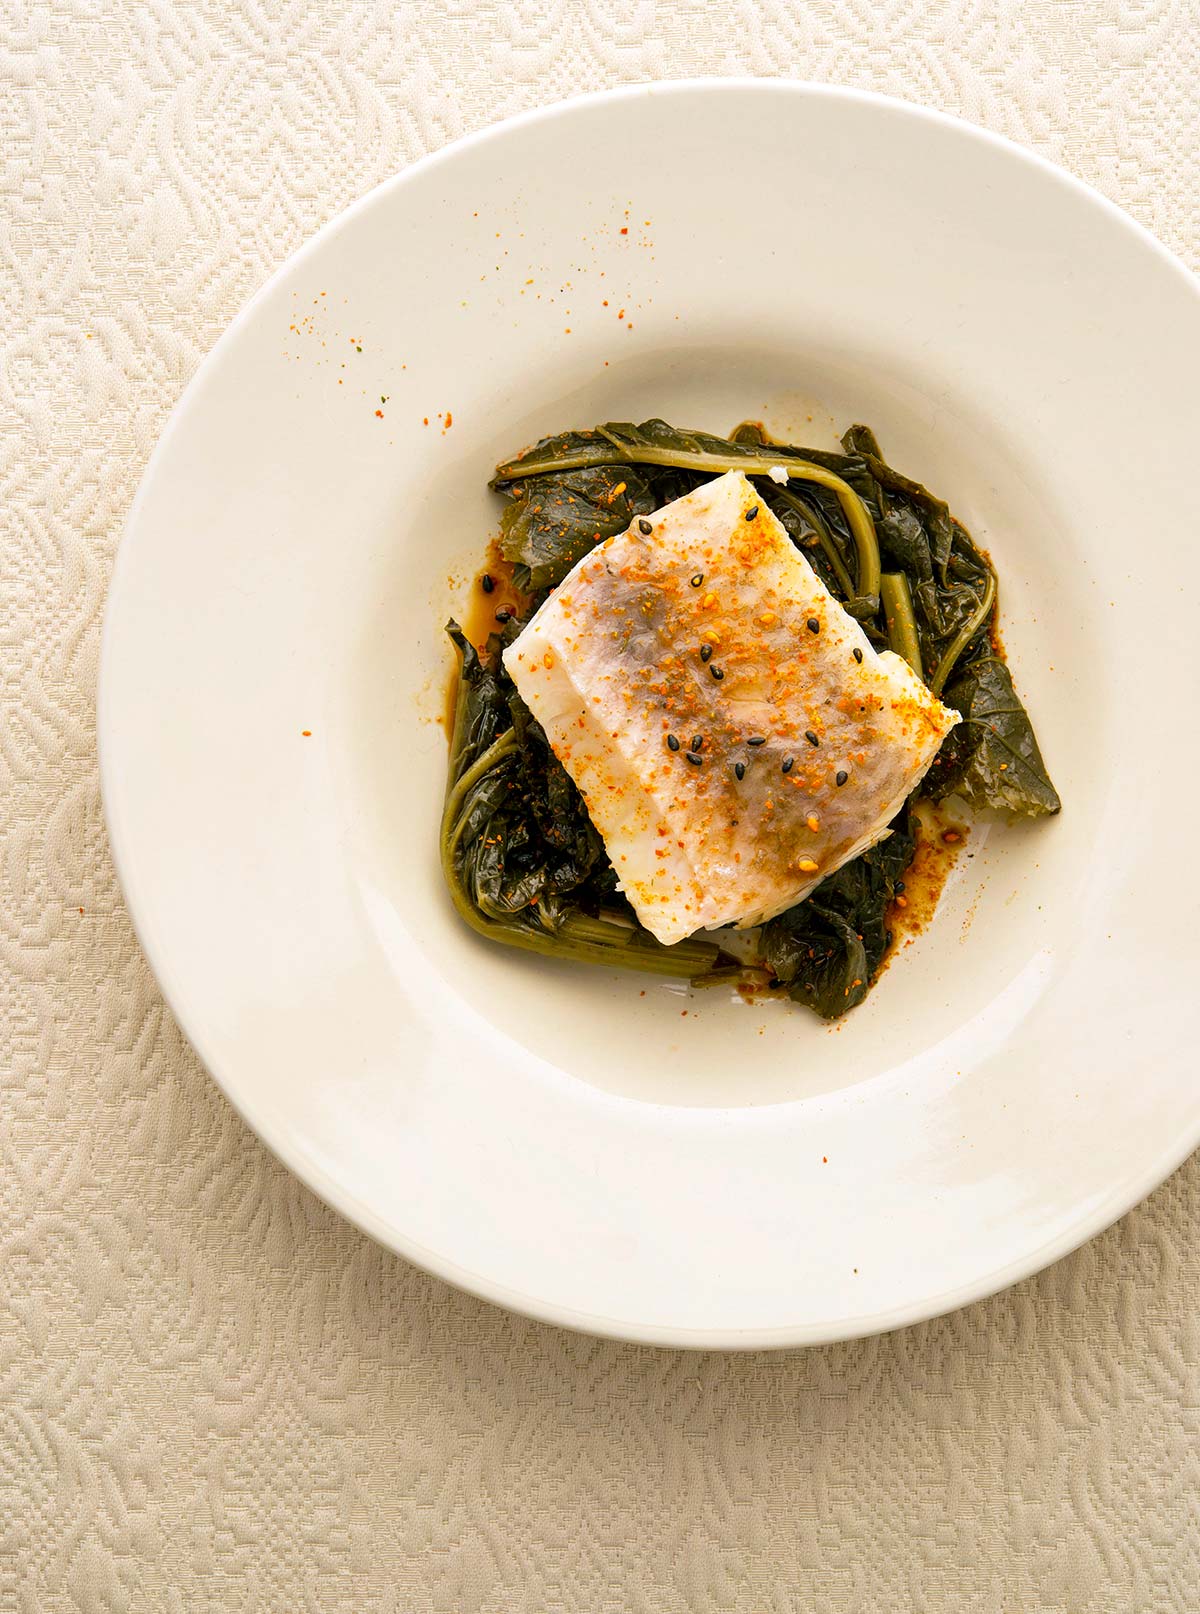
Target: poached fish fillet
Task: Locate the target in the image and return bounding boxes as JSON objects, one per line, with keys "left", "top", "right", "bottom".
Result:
{"left": 503, "top": 471, "right": 959, "bottom": 947}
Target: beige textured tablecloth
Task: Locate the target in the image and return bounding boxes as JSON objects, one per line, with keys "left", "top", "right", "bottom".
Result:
{"left": 4, "top": 4, "right": 1198, "bottom": 1608}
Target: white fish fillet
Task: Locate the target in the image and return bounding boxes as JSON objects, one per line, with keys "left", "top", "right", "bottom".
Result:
{"left": 503, "top": 471, "right": 959, "bottom": 947}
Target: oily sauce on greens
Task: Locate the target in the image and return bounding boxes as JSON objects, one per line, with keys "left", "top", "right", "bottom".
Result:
{"left": 441, "top": 418, "right": 1059, "bottom": 1019}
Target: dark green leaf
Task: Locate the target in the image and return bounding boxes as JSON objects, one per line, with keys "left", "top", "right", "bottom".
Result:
{"left": 497, "top": 465, "right": 658, "bottom": 590}
{"left": 843, "top": 423, "right": 958, "bottom": 586}
{"left": 841, "top": 422, "right": 997, "bottom": 670}
{"left": 444, "top": 620, "right": 511, "bottom": 778}
{"left": 765, "top": 904, "right": 870, "bottom": 1018}
{"left": 928, "top": 655, "right": 1061, "bottom": 817}
{"left": 760, "top": 814, "right": 916, "bottom": 1019}
{"left": 877, "top": 502, "right": 941, "bottom": 635}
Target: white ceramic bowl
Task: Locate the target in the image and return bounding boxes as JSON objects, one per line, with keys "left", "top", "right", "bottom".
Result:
{"left": 100, "top": 81, "right": 1200, "bottom": 1347}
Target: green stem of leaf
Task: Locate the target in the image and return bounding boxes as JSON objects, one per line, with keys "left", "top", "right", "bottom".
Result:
{"left": 929, "top": 567, "right": 997, "bottom": 695}
{"left": 881, "top": 572, "right": 923, "bottom": 676}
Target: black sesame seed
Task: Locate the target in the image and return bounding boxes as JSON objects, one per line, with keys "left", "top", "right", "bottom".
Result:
{"left": 745, "top": 505, "right": 759, "bottom": 521}
{"left": 685, "top": 752, "right": 703, "bottom": 766}
{"left": 835, "top": 769, "right": 848, "bottom": 786}
{"left": 481, "top": 573, "right": 494, "bottom": 594}
{"left": 734, "top": 761, "right": 746, "bottom": 781}
{"left": 690, "top": 573, "right": 704, "bottom": 588}
{"left": 666, "top": 734, "right": 680, "bottom": 752}
{"left": 709, "top": 665, "right": 725, "bottom": 680}
{"left": 638, "top": 518, "right": 653, "bottom": 535}
{"left": 852, "top": 647, "right": 864, "bottom": 664}
{"left": 885, "top": 930, "right": 894, "bottom": 947}
{"left": 495, "top": 606, "right": 513, "bottom": 623}
{"left": 690, "top": 735, "right": 703, "bottom": 753}
{"left": 895, "top": 881, "right": 906, "bottom": 894}
{"left": 807, "top": 617, "right": 820, "bottom": 634}
{"left": 747, "top": 735, "right": 766, "bottom": 747}
{"left": 699, "top": 644, "right": 713, "bottom": 663}
{"left": 781, "top": 756, "right": 795, "bottom": 774}
{"left": 805, "top": 730, "right": 819, "bottom": 746}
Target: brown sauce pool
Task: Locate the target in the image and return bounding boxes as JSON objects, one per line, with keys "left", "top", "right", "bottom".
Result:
{"left": 878, "top": 802, "right": 968, "bottom": 976}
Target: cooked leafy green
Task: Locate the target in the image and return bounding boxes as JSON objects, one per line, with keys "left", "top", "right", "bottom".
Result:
{"left": 926, "top": 654, "right": 1062, "bottom": 817}
{"left": 880, "top": 571, "right": 923, "bottom": 674}
{"left": 441, "top": 414, "right": 1059, "bottom": 1018}
{"left": 497, "top": 465, "right": 659, "bottom": 591}
{"left": 760, "top": 811, "right": 916, "bottom": 1017}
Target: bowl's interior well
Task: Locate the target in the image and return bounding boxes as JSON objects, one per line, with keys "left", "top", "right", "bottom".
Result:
{"left": 102, "top": 84, "right": 1200, "bottom": 1342}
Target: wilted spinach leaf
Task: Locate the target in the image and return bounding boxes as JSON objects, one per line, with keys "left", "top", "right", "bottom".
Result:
{"left": 927, "top": 655, "right": 1062, "bottom": 817}
{"left": 760, "top": 815, "right": 916, "bottom": 1018}
{"left": 497, "top": 465, "right": 659, "bottom": 591}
